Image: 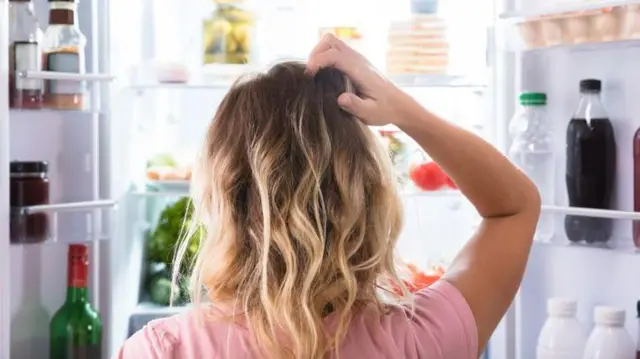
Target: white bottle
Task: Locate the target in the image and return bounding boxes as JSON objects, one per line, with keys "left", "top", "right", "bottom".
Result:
{"left": 583, "top": 306, "right": 635, "bottom": 359}
{"left": 536, "top": 298, "right": 586, "bottom": 359}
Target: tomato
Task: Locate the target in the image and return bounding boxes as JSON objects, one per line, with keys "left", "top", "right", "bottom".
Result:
{"left": 409, "top": 162, "right": 446, "bottom": 191}
{"left": 444, "top": 175, "right": 457, "bottom": 189}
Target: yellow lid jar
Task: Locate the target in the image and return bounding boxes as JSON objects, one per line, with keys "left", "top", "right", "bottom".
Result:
{"left": 202, "top": 0, "right": 255, "bottom": 65}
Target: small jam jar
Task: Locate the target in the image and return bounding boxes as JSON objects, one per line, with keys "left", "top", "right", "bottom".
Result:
{"left": 10, "top": 160, "right": 50, "bottom": 243}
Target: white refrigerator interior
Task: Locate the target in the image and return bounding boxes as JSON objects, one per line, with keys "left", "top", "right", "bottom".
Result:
{"left": 0, "top": 0, "right": 543, "bottom": 357}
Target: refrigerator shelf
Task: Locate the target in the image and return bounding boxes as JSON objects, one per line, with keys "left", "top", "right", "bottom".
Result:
{"left": 10, "top": 200, "right": 117, "bottom": 244}
{"left": 18, "top": 71, "right": 115, "bottom": 82}
{"left": 499, "top": 0, "right": 640, "bottom": 20}
{"left": 541, "top": 205, "right": 640, "bottom": 220}
{"left": 126, "top": 74, "right": 487, "bottom": 94}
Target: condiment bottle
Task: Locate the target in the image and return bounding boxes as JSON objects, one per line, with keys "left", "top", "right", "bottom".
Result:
{"left": 42, "top": 0, "right": 87, "bottom": 111}
{"left": 583, "top": 306, "right": 635, "bottom": 359}
{"left": 9, "top": 0, "right": 44, "bottom": 109}
{"left": 10, "top": 161, "right": 50, "bottom": 244}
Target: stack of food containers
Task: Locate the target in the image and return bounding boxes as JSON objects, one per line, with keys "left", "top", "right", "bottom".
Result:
{"left": 386, "top": 14, "right": 450, "bottom": 75}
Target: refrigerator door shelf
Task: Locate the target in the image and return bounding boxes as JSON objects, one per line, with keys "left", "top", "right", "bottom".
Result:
{"left": 9, "top": 199, "right": 116, "bottom": 245}
{"left": 18, "top": 71, "right": 115, "bottom": 82}
{"left": 499, "top": 0, "right": 640, "bottom": 20}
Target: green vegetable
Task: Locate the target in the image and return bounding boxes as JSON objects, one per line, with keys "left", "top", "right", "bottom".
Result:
{"left": 146, "top": 197, "right": 204, "bottom": 277}
{"left": 148, "top": 276, "right": 178, "bottom": 306}
{"left": 146, "top": 153, "right": 177, "bottom": 169}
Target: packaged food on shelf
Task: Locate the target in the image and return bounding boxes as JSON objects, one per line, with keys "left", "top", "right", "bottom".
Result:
{"left": 9, "top": 0, "right": 44, "bottom": 110}
{"left": 202, "top": 0, "right": 255, "bottom": 65}
{"left": 10, "top": 160, "right": 50, "bottom": 244}
{"left": 145, "top": 152, "right": 192, "bottom": 182}
{"left": 565, "top": 79, "right": 616, "bottom": 244}
{"left": 621, "top": 4, "right": 640, "bottom": 40}
{"left": 514, "top": 4, "right": 637, "bottom": 50}
{"left": 386, "top": 14, "right": 449, "bottom": 75}
{"left": 378, "top": 129, "right": 410, "bottom": 188}
{"left": 42, "top": 0, "right": 87, "bottom": 111}
{"left": 391, "top": 263, "right": 445, "bottom": 296}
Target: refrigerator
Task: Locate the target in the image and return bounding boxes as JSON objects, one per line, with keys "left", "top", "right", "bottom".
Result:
{"left": 1, "top": 0, "right": 639, "bottom": 358}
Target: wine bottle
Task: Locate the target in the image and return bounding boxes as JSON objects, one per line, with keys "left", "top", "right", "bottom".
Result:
{"left": 50, "top": 244, "right": 102, "bottom": 359}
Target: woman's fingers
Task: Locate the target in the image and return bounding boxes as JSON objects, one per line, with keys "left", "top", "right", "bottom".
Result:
{"left": 337, "top": 92, "right": 376, "bottom": 122}
{"left": 306, "top": 48, "right": 345, "bottom": 75}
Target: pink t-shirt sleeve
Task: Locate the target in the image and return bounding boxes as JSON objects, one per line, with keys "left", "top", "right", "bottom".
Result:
{"left": 405, "top": 279, "right": 478, "bottom": 358}
{"left": 112, "top": 321, "right": 177, "bottom": 359}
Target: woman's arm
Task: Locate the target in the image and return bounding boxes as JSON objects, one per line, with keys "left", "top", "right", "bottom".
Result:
{"left": 395, "top": 94, "right": 540, "bottom": 355}
{"left": 307, "top": 34, "right": 540, "bottom": 356}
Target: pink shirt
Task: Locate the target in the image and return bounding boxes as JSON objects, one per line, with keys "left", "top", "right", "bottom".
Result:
{"left": 114, "top": 280, "right": 477, "bottom": 359}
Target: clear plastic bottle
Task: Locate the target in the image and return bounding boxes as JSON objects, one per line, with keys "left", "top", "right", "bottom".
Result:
{"left": 508, "top": 92, "right": 555, "bottom": 242}
{"left": 584, "top": 306, "right": 635, "bottom": 359}
{"left": 9, "top": 0, "right": 44, "bottom": 109}
{"left": 42, "top": 0, "right": 87, "bottom": 110}
{"left": 536, "top": 298, "right": 586, "bottom": 359}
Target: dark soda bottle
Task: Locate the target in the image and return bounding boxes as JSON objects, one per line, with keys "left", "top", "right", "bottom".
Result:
{"left": 565, "top": 79, "right": 616, "bottom": 244}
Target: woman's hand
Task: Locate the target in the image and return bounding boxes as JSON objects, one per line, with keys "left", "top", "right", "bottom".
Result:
{"left": 306, "top": 34, "right": 413, "bottom": 127}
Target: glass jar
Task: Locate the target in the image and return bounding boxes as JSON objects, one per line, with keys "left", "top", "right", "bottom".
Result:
{"left": 10, "top": 161, "right": 50, "bottom": 243}
{"left": 9, "top": 0, "right": 44, "bottom": 109}
{"left": 202, "top": 0, "right": 255, "bottom": 65}
{"left": 42, "top": 0, "right": 87, "bottom": 110}
{"left": 378, "top": 129, "right": 410, "bottom": 188}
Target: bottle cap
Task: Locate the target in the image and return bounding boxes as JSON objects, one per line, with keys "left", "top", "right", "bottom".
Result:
{"left": 580, "top": 79, "right": 602, "bottom": 93}
{"left": 10, "top": 161, "right": 49, "bottom": 174}
{"left": 594, "top": 306, "right": 626, "bottom": 326}
{"left": 547, "top": 298, "right": 577, "bottom": 317}
{"left": 69, "top": 244, "right": 88, "bottom": 258}
{"left": 519, "top": 92, "right": 546, "bottom": 106}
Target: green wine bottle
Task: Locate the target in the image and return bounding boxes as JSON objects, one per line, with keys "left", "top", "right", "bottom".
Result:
{"left": 50, "top": 244, "right": 102, "bottom": 359}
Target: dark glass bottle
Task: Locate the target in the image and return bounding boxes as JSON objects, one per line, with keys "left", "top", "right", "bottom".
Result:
{"left": 10, "top": 160, "right": 50, "bottom": 243}
{"left": 50, "top": 244, "right": 102, "bottom": 359}
{"left": 565, "top": 79, "right": 617, "bottom": 244}
{"left": 634, "top": 127, "right": 640, "bottom": 249}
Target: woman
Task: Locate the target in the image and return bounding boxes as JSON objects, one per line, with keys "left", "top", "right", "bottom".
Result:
{"left": 116, "top": 35, "right": 540, "bottom": 359}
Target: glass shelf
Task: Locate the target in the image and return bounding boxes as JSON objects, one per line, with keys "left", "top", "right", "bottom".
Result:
{"left": 18, "top": 71, "right": 115, "bottom": 82}
{"left": 10, "top": 200, "right": 117, "bottom": 245}
{"left": 534, "top": 205, "right": 640, "bottom": 252}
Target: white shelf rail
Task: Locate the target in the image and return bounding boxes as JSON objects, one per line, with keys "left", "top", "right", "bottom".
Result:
{"left": 18, "top": 70, "right": 115, "bottom": 82}
{"left": 16, "top": 199, "right": 117, "bottom": 214}
{"left": 541, "top": 205, "right": 640, "bottom": 220}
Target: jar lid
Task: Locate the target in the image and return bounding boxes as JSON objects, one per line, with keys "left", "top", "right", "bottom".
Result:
{"left": 10, "top": 161, "right": 49, "bottom": 174}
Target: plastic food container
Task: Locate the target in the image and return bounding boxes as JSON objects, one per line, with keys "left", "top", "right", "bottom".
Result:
{"left": 621, "top": 4, "right": 640, "bottom": 40}
{"left": 540, "top": 16, "right": 566, "bottom": 47}
{"left": 592, "top": 7, "right": 622, "bottom": 42}
{"left": 563, "top": 13, "right": 591, "bottom": 44}
{"left": 517, "top": 20, "right": 544, "bottom": 48}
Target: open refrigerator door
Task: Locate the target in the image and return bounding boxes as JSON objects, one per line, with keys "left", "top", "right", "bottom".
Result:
{"left": 496, "top": 0, "right": 640, "bottom": 358}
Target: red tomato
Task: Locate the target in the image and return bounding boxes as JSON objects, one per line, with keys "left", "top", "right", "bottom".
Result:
{"left": 444, "top": 175, "right": 457, "bottom": 189}
{"left": 409, "top": 162, "right": 446, "bottom": 191}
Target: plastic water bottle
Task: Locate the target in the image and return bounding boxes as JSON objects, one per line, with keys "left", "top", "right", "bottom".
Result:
{"left": 536, "top": 298, "right": 586, "bottom": 359}
{"left": 583, "top": 306, "right": 635, "bottom": 359}
{"left": 508, "top": 92, "right": 555, "bottom": 242}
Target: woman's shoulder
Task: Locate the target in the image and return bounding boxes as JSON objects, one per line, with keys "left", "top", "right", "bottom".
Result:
{"left": 113, "top": 306, "right": 235, "bottom": 359}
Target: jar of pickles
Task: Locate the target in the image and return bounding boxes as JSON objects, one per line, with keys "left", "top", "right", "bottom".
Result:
{"left": 202, "top": 0, "right": 254, "bottom": 65}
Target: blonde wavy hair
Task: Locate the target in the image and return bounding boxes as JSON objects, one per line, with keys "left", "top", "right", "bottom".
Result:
{"left": 174, "top": 61, "right": 408, "bottom": 359}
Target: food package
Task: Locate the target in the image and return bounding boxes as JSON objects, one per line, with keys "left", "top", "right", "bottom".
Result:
{"left": 386, "top": 14, "right": 449, "bottom": 75}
